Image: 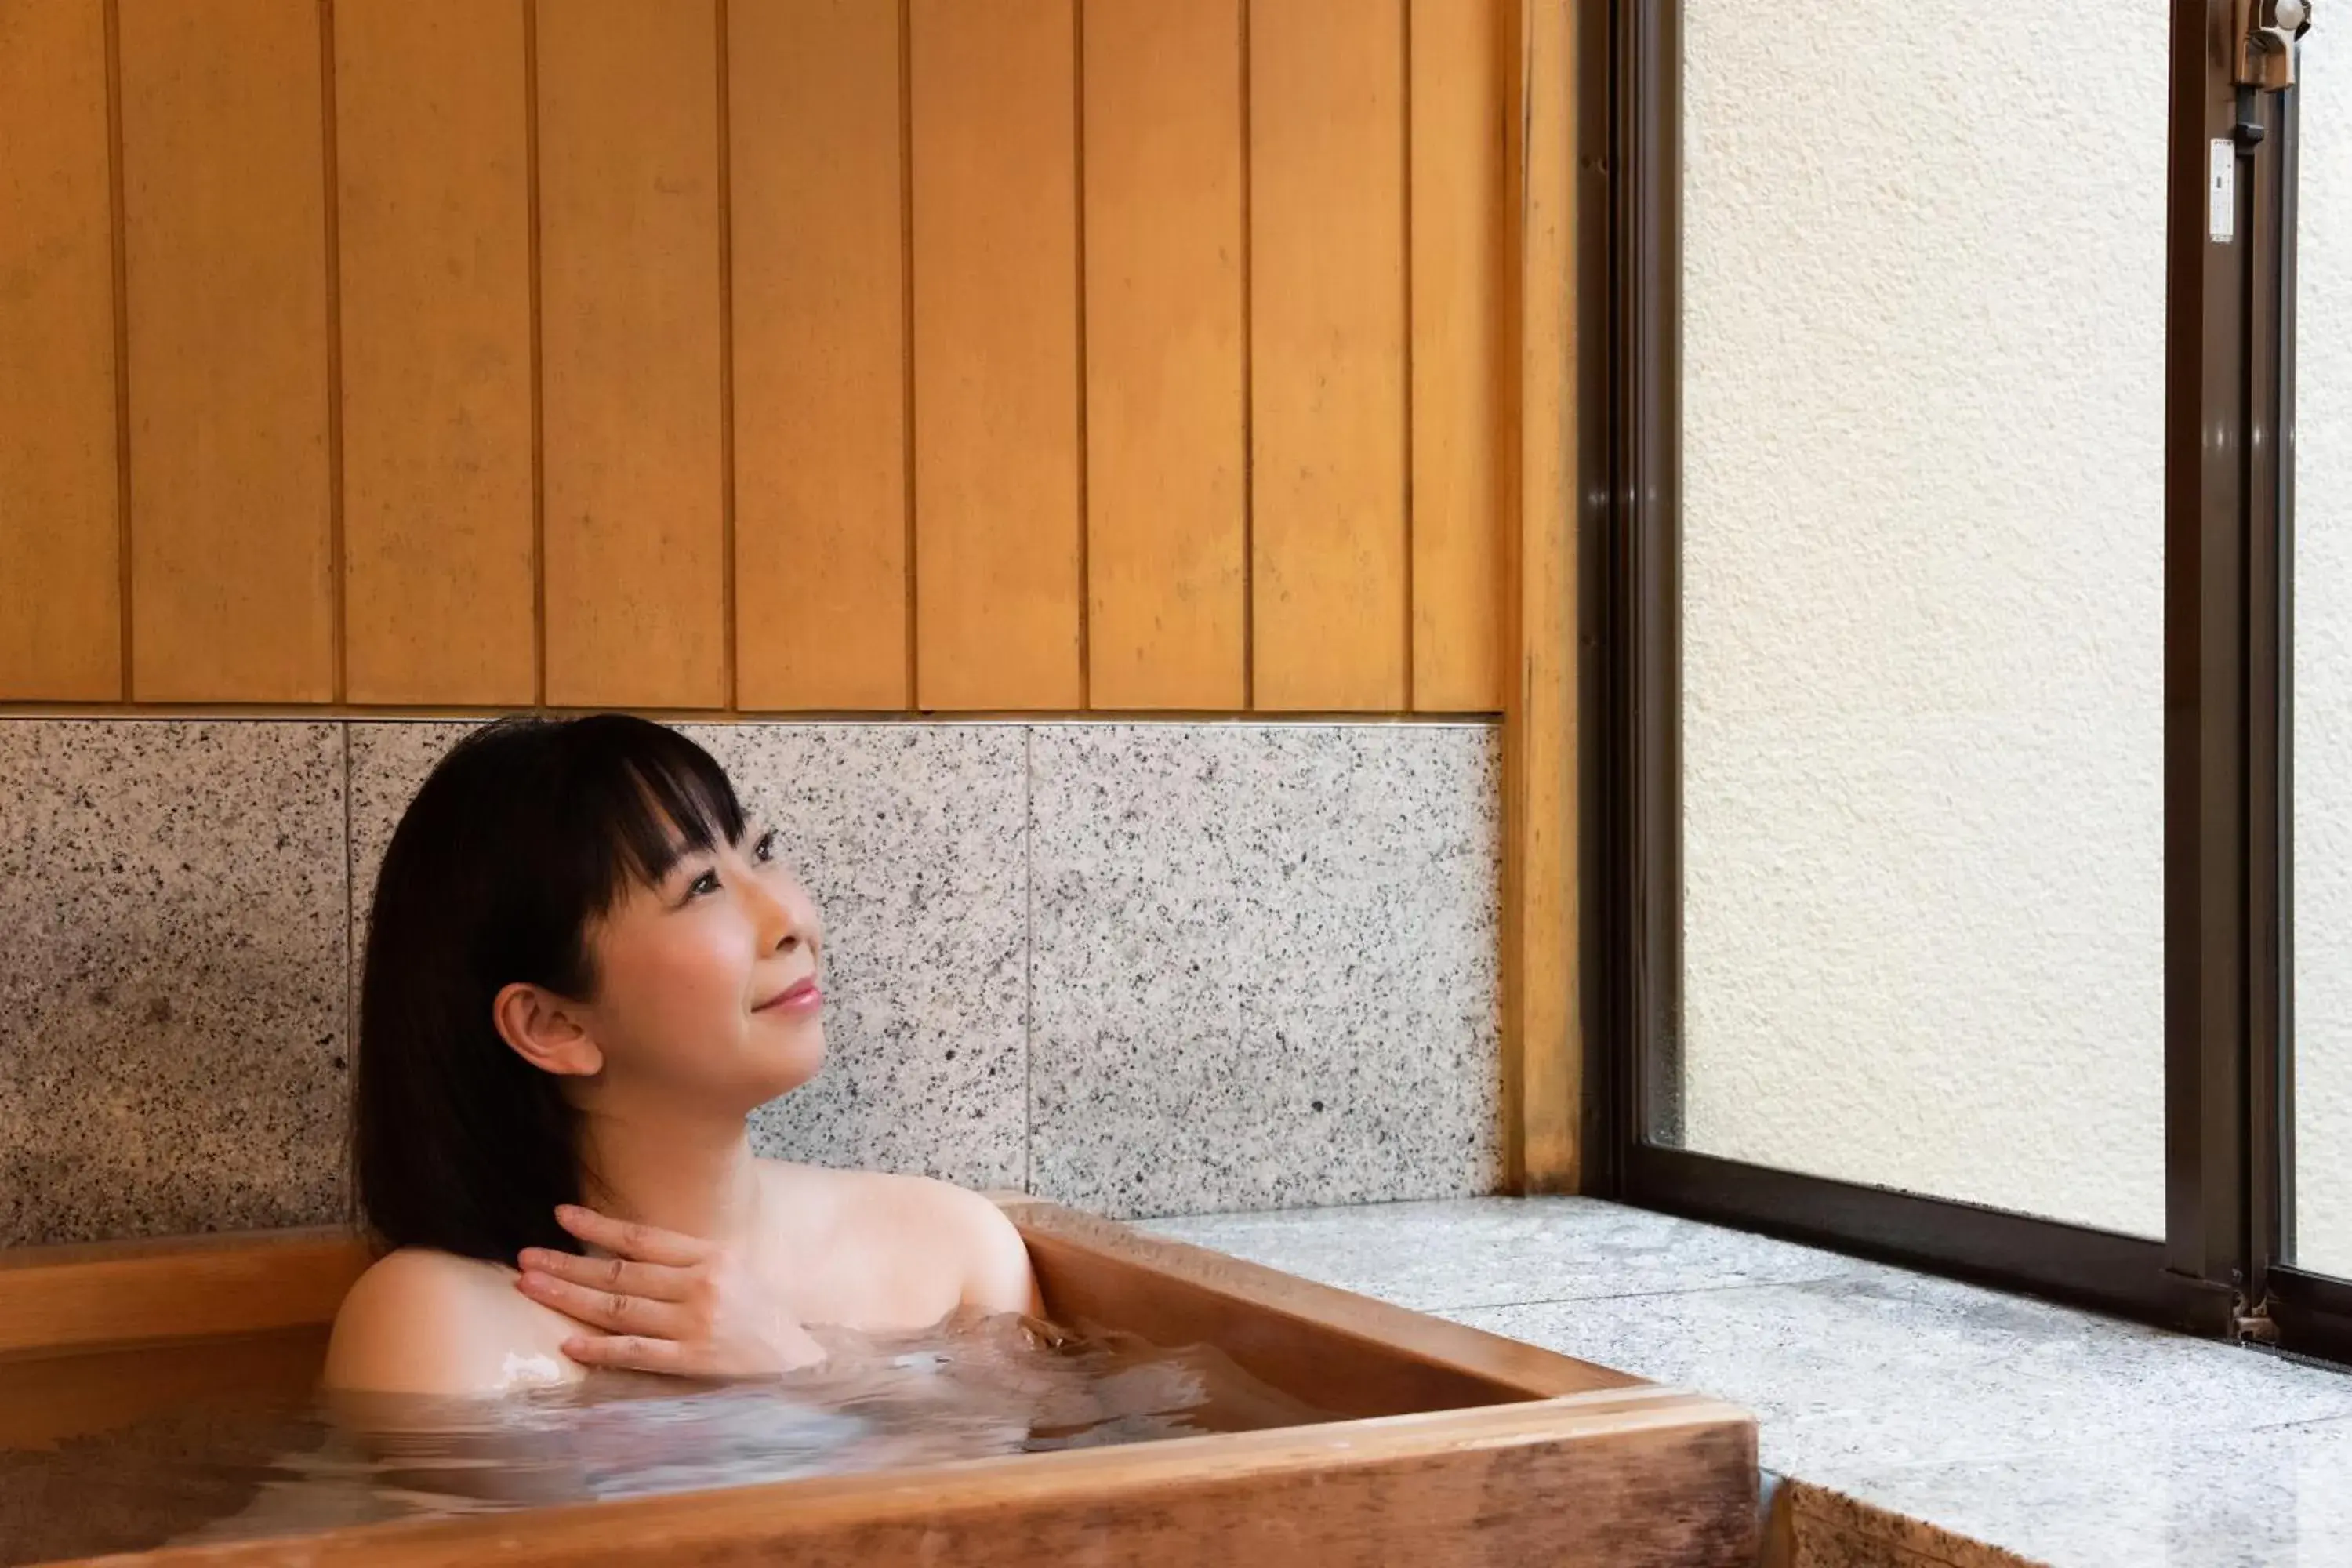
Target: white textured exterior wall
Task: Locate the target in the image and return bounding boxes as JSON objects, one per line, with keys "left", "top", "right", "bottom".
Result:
{"left": 2293, "top": 37, "right": 2352, "bottom": 1276}
{"left": 1677, "top": 2, "right": 2169, "bottom": 1235}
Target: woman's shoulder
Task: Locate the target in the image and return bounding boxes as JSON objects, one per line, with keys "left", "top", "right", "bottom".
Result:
{"left": 758, "top": 1163, "right": 1038, "bottom": 1316}
{"left": 324, "top": 1246, "right": 582, "bottom": 1396}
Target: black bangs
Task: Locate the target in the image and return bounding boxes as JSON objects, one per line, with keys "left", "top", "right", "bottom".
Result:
{"left": 554, "top": 714, "right": 749, "bottom": 907}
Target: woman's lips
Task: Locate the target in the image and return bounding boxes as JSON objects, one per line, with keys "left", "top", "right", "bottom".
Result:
{"left": 755, "top": 975, "right": 821, "bottom": 1014}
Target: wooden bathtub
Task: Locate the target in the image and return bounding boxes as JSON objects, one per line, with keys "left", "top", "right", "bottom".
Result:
{"left": 0, "top": 1200, "right": 1757, "bottom": 1566}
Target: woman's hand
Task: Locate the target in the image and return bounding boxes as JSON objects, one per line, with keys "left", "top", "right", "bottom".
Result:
{"left": 514, "top": 1205, "right": 826, "bottom": 1378}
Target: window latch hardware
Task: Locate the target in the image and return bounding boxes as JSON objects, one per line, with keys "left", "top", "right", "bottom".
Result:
{"left": 2232, "top": 1295, "right": 2282, "bottom": 1345}
{"left": 2237, "top": 0, "right": 2314, "bottom": 91}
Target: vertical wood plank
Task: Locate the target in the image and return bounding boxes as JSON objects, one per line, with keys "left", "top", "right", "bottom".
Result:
{"left": 537, "top": 0, "right": 725, "bottom": 710}
{"left": 118, "top": 0, "right": 332, "bottom": 702}
{"left": 1248, "top": 0, "right": 1408, "bottom": 713}
{"left": 0, "top": 0, "right": 121, "bottom": 700}
{"left": 334, "top": 0, "right": 535, "bottom": 706}
{"left": 731, "top": 0, "right": 907, "bottom": 711}
{"left": 1410, "top": 0, "right": 1508, "bottom": 713}
{"left": 1504, "top": 0, "right": 1579, "bottom": 1192}
{"left": 909, "top": 0, "right": 1082, "bottom": 711}
{"left": 1080, "top": 0, "right": 1246, "bottom": 712}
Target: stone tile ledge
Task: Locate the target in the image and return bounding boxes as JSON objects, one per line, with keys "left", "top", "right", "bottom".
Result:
{"left": 1146, "top": 1197, "right": 2352, "bottom": 1568}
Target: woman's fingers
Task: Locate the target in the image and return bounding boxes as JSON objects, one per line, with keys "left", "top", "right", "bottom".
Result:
{"left": 517, "top": 1247, "right": 687, "bottom": 1302}
{"left": 554, "top": 1204, "right": 707, "bottom": 1265}
{"left": 560, "top": 1333, "right": 689, "bottom": 1375}
{"left": 516, "top": 1269, "right": 687, "bottom": 1338}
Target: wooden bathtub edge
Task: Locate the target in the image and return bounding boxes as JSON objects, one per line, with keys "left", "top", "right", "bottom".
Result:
{"left": 45, "top": 1388, "right": 1760, "bottom": 1568}
{"left": 0, "top": 1227, "right": 368, "bottom": 1358}
{"left": 1000, "top": 1198, "right": 1650, "bottom": 1402}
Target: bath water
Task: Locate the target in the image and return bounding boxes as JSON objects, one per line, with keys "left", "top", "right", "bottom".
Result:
{"left": 0, "top": 1312, "right": 1332, "bottom": 1565}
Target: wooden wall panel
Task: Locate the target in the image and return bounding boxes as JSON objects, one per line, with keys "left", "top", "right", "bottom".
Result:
{"left": 909, "top": 0, "right": 1082, "bottom": 711}
{"left": 1081, "top": 0, "right": 1247, "bottom": 712}
{"left": 1409, "top": 0, "right": 1508, "bottom": 713}
{"left": 119, "top": 0, "right": 333, "bottom": 702}
{"left": 334, "top": 0, "right": 535, "bottom": 706}
{"left": 0, "top": 0, "right": 121, "bottom": 701}
{"left": 730, "top": 0, "right": 908, "bottom": 711}
{"left": 1248, "top": 0, "right": 1409, "bottom": 713}
{"left": 537, "top": 0, "right": 725, "bottom": 710}
{"left": 3, "top": 0, "right": 1519, "bottom": 719}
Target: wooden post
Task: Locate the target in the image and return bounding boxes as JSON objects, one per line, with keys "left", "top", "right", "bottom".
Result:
{"left": 1501, "top": 0, "right": 1580, "bottom": 1192}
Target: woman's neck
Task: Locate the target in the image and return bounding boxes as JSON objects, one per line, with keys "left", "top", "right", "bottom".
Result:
{"left": 574, "top": 1101, "right": 763, "bottom": 1247}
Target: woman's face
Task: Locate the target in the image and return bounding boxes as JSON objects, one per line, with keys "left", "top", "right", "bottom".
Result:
{"left": 573, "top": 822, "right": 826, "bottom": 1110}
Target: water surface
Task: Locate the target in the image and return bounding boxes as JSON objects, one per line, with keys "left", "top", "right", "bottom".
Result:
{"left": 0, "top": 1312, "right": 1331, "bottom": 1565}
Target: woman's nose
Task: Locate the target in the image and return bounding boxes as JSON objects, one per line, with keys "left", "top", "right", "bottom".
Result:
{"left": 749, "top": 871, "right": 813, "bottom": 955}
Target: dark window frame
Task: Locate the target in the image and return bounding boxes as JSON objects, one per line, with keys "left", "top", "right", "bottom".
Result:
{"left": 1586, "top": 0, "right": 2352, "bottom": 1358}
{"left": 2258, "top": 64, "right": 2352, "bottom": 1366}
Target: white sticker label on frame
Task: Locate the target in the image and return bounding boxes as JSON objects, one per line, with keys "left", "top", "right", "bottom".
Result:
{"left": 2212, "top": 138, "right": 2236, "bottom": 242}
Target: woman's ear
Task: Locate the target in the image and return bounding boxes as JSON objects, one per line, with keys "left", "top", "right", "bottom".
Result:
{"left": 491, "top": 982, "right": 604, "bottom": 1078}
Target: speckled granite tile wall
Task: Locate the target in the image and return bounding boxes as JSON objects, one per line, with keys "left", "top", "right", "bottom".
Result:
{"left": 0, "top": 722, "right": 348, "bottom": 1247}
{"left": 2, "top": 718, "right": 1501, "bottom": 1244}
{"left": 1028, "top": 723, "right": 1504, "bottom": 1218}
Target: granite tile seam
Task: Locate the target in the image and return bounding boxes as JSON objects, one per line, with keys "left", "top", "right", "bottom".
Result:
{"left": 2252, "top": 1408, "right": 2352, "bottom": 1436}
{"left": 1820, "top": 1349, "right": 2352, "bottom": 1478}
{"left": 1832, "top": 1399, "right": 2352, "bottom": 1480}
{"left": 339, "top": 721, "right": 357, "bottom": 1115}
{"left": 1420, "top": 1271, "right": 1878, "bottom": 1317}
{"left": 1022, "top": 724, "right": 1036, "bottom": 1196}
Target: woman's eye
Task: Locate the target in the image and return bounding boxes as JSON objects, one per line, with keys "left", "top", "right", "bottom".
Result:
{"left": 688, "top": 869, "right": 721, "bottom": 898}
{"left": 753, "top": 830, "right": 779, "bottom": 864}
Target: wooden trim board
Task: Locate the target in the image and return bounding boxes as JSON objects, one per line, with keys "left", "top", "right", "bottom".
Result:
{"left": 1501, "top": 0, "right": 1581, "bottom": 1193}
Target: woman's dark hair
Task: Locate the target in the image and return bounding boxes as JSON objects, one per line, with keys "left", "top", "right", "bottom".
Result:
{"left": 353, "top": 714, "right": 747, "bottom": 1264}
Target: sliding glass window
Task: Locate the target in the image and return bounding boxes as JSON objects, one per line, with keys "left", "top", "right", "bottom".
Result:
{"left": 1596, "top": 0, "right": 2342, "bottom": 1356}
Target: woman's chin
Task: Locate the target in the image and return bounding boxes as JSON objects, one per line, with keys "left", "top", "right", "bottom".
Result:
{"left": 747, "top": 1025, "right": 826, "bottom": 1100}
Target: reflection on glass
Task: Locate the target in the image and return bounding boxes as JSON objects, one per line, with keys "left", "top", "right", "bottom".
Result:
{"left": 1674, "top": 4, "right": 2167, "bottom": 1234}
{"left": 2292, "top": 30, "right": 2352, "bottom": 1279}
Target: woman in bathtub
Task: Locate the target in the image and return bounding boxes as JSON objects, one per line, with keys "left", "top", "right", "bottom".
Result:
{"left": 324, "top": 715, "right": 1039, "bottom": 1396}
